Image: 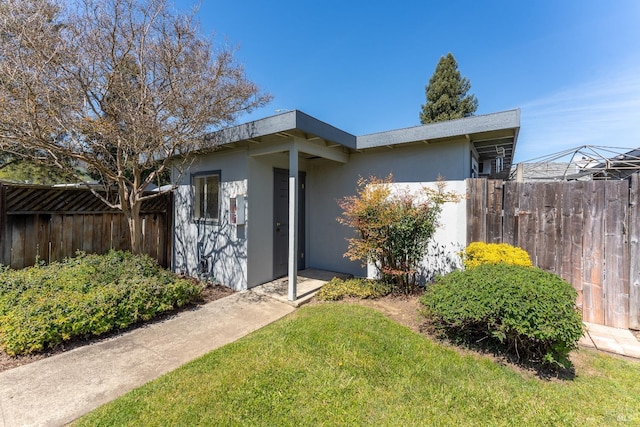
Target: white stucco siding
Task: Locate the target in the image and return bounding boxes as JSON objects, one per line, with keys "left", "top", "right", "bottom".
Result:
{"left": 173, "top": 150, "right": 249, "bottom": 290}
{"left": 308, "top": 140, "right": 470, "bottom": 280}
{"left": 377, "top": 180, "right": 466, "bottom": 282}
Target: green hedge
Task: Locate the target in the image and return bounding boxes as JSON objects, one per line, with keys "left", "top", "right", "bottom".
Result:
{"left": 421, "top": 264, "right": 584, "bottom": 368}
{"left": 0, "top": 251, "right": 202, "bottom": 356}
{"left": 316, "top": 278, "right": 391, "bottom": 301}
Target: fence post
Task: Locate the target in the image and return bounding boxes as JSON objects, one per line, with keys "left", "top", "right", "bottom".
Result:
{"left": 466, "top": 178, "right": 488, "bottom": 244}
{"left": 0, "top": 183, "right": 6, "bottom": 266}
{"left": 630, "top": 174, "right": 640, "bottom": 330}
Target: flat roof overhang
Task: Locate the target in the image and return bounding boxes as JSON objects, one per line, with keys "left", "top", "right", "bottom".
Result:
{"left": 356, "top": 109, "right": 520, "bottom": 178}
{"left": 199, "top": 110, "right": 355, "bottom": 163}
{"left": 196, "top": 108, "right": 520, "bottom": 175}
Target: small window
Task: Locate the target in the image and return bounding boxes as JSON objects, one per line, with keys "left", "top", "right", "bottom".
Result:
{"left": 193, "top": 172, "right": 220, "bottom": 221}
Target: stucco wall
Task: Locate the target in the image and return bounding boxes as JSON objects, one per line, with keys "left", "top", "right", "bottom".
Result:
{"left": 307, "top": 140, "right": 470, "bottom": 279}
{"left": 245, "top": 153, "right": 308, "bottom": 288}
{"left": 173, "top": 149, "right": 249, "bottom": 290}
{"left": 173, "top": 138, "right": 471, "bottom": 289}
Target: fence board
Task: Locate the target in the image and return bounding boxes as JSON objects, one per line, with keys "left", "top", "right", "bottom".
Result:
{"left": 117, "top": 215, "right": 130, "bottom": 251}
{"left": 534, "top": 183, "right": 559, "bottom": 272}
{"left": 502, "top": 182, "right": 518, "bottom": 245}
{"left": 561, "top": 181, "right": 584, "bottom": 308}
{"left": 0, "top": 184, "right": 172, "bottom": 269}
{"left": 467, "top": 178, "right": 487, "bottom": 243}
{"left": 61, "top": 215, "right": 74, "bottom": 259}
{"left": 582, "top": 181, "right": 605, "bottom": 324}
{"left": 71, "top": 215, "right": 84, "bottom": 255}
{"left": 0, "top": 185, "right": 5, "bottom": 264}
{"left": 36, "top": 214, "right": 50, "bottom": 263}
{"left": 604, "top": 182, "right": 629, "bottom": 328}
{"left": 486, "top": 180, "right": 503, "bottom": 243}
{"left": 24, "top": 215, "right": 38, "bottom": 266}
{"left": 467, "top": 178, "right": 639, "bottom": 330}
{"left": 10, "top": 216, "right": 25, "bottom": 269}
{"left": 516, "top": 182, "right": 537, "bottom": 260}
{"left": 50, "top": 215, "right": 64, "bottom": 263}
{"left": 158, "top": 211, "right": 168, "bottom": 267}
{"left": 630, "top": 174, "right": 640, "bottom": 329}
{"left": 100, "top": 215, "right": 112, "bottom": 254}
{"left": 82, "top": 215, "right": 94, "bottom": 253}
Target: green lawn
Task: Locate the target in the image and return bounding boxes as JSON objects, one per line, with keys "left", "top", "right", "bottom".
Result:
{"left": 75, "top": 304, "right": 640, "bottom": 426}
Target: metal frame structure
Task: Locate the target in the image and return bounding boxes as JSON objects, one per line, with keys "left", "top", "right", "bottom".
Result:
{"left": 509, "top": 145, "right": 640, "bottom": 181}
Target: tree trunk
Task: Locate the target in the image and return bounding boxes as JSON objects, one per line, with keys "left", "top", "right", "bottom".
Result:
{"left": 127, "top": 201, "right": 143, "bottom": 254}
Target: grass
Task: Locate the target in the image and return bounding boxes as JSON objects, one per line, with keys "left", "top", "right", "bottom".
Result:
{"left": 74, "top": 304, "right": 640, "bottom": 426}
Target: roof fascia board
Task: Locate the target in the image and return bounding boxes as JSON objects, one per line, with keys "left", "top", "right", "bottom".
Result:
{"left": 208, "top": 111, "right": 298, "bottom": 146}
{"left": 294, "top": 111, "right": 357, "bottom": 149}
{"left": 356, "top": 109, "right": 520, "bottom": 149}
{"left": 207, "top": 110, "right": 357, "bottom": 149}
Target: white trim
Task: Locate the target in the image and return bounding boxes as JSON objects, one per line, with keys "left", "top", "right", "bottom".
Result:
{"left": 288, "top": 144, "right": 299, "bottom": 301}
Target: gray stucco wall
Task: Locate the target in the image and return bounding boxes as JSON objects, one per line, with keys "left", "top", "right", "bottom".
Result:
{"left": 245, "top": 154, "right": 309, "bottom": 288}
{"left": 173, "top": 149, "right": 249, "bottom": 290}
{"left": 173, "top": 138, "right": 471, "bottom": 289}
{"left": 307, "top": 139, "right": 471, "bottom": 277}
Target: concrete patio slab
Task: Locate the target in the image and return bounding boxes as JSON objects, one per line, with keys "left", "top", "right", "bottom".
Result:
{"left": 584, "top": 322, "right": 640, "bottom": 359}
{"left": 251, "top": 268, "right": 352, "bottom": 306}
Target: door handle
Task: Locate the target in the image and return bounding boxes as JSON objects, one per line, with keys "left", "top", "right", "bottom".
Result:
{"left": 276, "top": 222, "right": 281, "bottom": 227}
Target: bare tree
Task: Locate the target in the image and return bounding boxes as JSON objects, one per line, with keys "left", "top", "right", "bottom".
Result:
{"left": 0, "top": 0, "right": 270, "bottom": 253}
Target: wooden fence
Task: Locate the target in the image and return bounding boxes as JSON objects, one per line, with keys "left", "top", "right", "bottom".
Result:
{"left": 467, "top": 176, "right": 640, "bottom": 330}
{"left": 0, "top": 183, "right": 172, "bottom": 268}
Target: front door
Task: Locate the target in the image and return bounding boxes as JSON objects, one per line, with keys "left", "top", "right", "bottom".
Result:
{"left": 273, "top": 168, "right": 306, "bottom": 278}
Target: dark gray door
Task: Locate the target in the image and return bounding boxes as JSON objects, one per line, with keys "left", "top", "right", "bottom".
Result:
{"left": 273, "top": 168, "right": 306, "bottom": 278}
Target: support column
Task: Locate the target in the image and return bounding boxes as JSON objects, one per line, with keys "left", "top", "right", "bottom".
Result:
{"left": 288, "top": 143, "right": 299, "bottom": 301}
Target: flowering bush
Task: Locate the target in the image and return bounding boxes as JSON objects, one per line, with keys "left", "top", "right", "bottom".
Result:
{"left": 462, "top": 242, "right": 532, "bottom": 269}
{"left": 338, "top": 175, "right": 460, "bottom": 294}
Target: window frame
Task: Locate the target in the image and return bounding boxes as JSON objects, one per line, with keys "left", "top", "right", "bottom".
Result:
{"left": 191, "top": 170, "right": 221, "bottom": 223}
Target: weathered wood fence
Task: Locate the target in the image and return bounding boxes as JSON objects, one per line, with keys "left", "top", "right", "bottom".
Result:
{"left": 0, "top": 183, "right": 172, "bottom": 268}
{"left": 467, "top": 176, "right": 640, "bottom": 330}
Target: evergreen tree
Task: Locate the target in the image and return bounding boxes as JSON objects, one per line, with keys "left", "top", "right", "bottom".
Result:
{"left": 420, "top": 53, "right": 478, "bottom": 124}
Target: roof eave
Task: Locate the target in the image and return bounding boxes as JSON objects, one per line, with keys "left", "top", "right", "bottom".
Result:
{"left": 205, "top": 110, "right": 357, "bottom": 150}
{"left": 356, "top": 109, "right": 520, "bottom": 149}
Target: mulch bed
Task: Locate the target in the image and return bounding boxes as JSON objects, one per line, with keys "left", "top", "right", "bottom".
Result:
{"left": 0, "top": 283, "right": 235, "bottom": 373}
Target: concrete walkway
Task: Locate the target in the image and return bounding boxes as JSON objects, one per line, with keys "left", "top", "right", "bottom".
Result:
{"left": 579, "top": 322, "right": 640, "bottom": 359}
{"left": 0, "top": 291, "right": 295, "bottom": 427}
{"left": 0, "top": 279, "right": 638, "bottom": 426}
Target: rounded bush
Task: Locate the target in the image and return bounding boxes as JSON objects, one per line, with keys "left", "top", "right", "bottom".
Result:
{"left": 462, "top": 242, "right": 532, "bottom": 269}
{"left": 421, "top": 264, "right": 584, "bottom": 368}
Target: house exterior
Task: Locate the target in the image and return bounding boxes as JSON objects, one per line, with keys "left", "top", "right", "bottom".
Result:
{"left": 172, "top": 109, "right": 520, "bottom": 298}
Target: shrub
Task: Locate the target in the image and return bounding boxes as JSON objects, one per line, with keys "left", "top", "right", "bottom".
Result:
{"left": 421, "top": 264, "right": 584, "bottom": 368}
{"left": 462, "top": 242, "right": 532, "bottom": 269}
{"left": 316, "top": 278, "right": 392, "bottom": 301}
{"left": 338, "top": 175, "right": 460, "bottom": 294}
{"left": 0, "top": 250, "right": 202, "bottom": 356}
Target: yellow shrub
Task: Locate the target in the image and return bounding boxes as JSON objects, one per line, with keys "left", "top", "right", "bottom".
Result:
{"left": 462, "top": 242, "right": 532, "bottom": 269}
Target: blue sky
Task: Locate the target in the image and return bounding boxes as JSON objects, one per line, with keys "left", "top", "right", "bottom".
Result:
{"left": 181, "top": 0, "right": 640, "bottom": 162}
